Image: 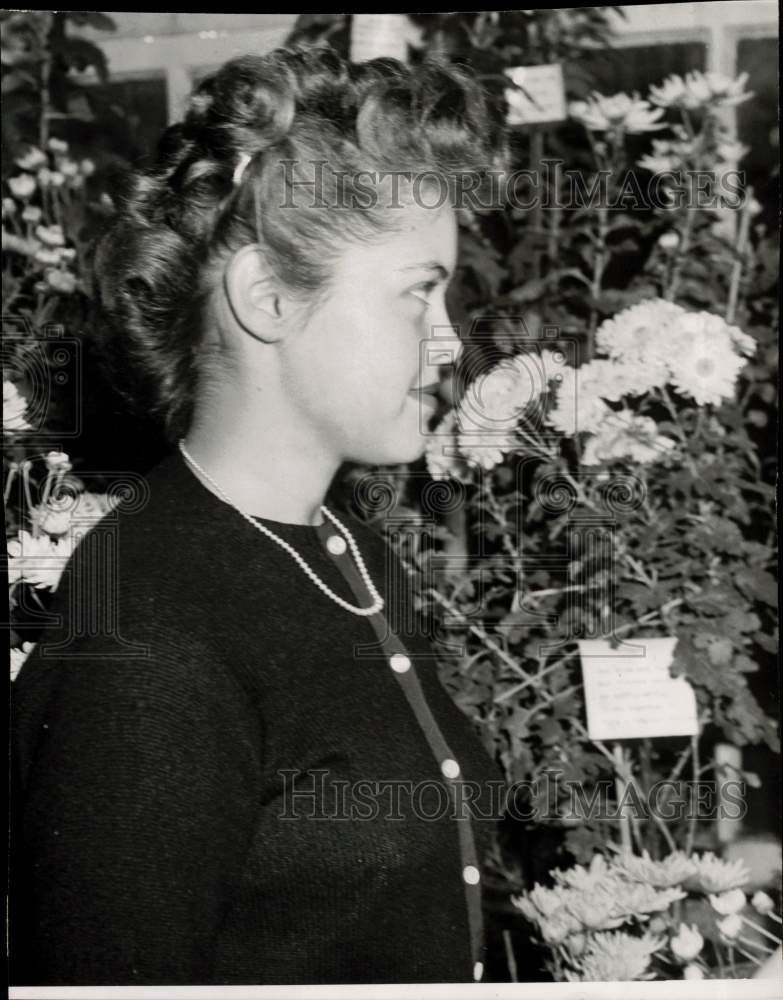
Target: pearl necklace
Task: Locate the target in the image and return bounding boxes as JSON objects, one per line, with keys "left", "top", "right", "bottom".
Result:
{"left": 178, "top": 440, "right": 385, "bottom": 617}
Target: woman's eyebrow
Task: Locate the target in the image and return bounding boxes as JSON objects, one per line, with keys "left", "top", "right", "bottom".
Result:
{"left": 399, "top": 262, "right": 451, "bottom": 280}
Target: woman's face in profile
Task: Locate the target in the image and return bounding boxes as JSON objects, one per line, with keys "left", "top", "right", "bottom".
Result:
{"left": 280, "top": 200, "right": 461, "bottom": 467}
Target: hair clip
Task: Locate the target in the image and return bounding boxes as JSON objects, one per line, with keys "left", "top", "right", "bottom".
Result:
{"left": 232, "top": 152, "right": 252, "bottom": 187}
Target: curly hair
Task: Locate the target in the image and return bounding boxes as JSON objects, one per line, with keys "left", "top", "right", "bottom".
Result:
{"left": 93, "top": 46, "right": 507, "bottom": 444}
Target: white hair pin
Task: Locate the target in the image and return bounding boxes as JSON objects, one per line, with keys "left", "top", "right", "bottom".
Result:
{"left": 232, "top": 152, "right": 252, "bottom": 186}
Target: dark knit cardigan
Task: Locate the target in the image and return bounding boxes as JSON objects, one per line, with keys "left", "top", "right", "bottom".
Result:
{"left": 10, "top": 451, "right": 503, "bottom": 985}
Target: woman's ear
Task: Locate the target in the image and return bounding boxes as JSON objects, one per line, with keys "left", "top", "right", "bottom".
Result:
{"left": 224, "top": 244, "right": 287, "bottom": 342}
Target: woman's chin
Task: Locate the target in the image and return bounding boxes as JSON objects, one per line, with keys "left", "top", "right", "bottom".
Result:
{"left": 351, "top": 429, "right": 429, "bottom": 468}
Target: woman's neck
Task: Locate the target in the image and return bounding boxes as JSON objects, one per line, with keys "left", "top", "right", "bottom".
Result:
{"left": 183, "top": 402, "right": 339, "bottom": 528}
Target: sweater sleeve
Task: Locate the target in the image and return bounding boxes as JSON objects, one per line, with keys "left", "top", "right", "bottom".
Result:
{"left": 10, "top": 619, "right": 263, "bottom": 986}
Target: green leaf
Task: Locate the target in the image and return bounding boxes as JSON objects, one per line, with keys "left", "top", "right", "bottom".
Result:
{"left": 734, "top": 567, "right": 777, "bottom": 607}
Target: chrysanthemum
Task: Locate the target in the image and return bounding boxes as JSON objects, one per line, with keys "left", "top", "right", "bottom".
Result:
{"left": 563, "top": 886, "right": 626, "bottom": 931}
{"left": 460, "top": 354, "right": 538, "bottom": 427}
{"left": 514, "top": 883, "right": 566, "bottom": 919}
{"left": 668, "top": 312, "right": 749, "bottom": 406}
{"left": 565, "top": 930, "right": 665, "bottom": 982}
{"left": 569, "top": 91, "right": 665, "bottom": 135}
{"left": 614, "top": 881, "right": 686, "bottom": 917}
{"left": 552, "top": 853, "right": 613, "bottom": 891}
{"left": 595, "top": 299, "right": 687, "bottom": 373}
{"left": 649, "top": 71, "right": 752, "bottom": 110}
{"left": 716, "top": 913, "right": 742, "bottom": 939}
{"left": 637, "top": 137, "right": 699, "bottom": 174}
{"left": 688, "top": 851, "right": 750, "bottom": 893}
{"left": 545, "top": 366, "right": 613, "bottom": 437}
{"left": 670, "top": 923, "right": 704, "bottom": 962}
{"left": 709, "top": 888, "right": 747, "bottom": 916}
{"left": 7, "top": 529, "right": 74, "bottom": 591}
{"left": 614, "top": 849, "right": 698, "bottom": 889}
{"left": 581, "top": 411, "right": 677, "bottom": 466}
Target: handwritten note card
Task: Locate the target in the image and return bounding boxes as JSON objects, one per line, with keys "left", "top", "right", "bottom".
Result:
{"left": 504, "top": 64, "right": 567, "bottom": 126}
{"left": 578, "top": 637, "right": 699, "bottom": 741}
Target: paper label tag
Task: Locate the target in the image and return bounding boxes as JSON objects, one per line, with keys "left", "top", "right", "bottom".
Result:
{"left": 578, "top": 637, "right": 699, "bottom": 740}
{"left": 505, "top": 63, "right": 567, "bottom": 125}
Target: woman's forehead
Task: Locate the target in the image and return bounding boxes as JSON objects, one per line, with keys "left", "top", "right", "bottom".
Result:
{"left": 335, "top": 204, "right": 457, "bottom": 277}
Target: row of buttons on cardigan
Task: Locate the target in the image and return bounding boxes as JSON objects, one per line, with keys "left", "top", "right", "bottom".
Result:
{"left": 386, "top": 651, "right": 482, "bottom": 982}
{"left": 389, "top": 658, "right": 463, "bottom": 777}
{"left": 325, "top": 536, "right": 483, "bottom": 981}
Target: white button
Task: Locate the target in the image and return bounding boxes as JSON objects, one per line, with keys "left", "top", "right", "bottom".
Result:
{"left": 441, "top": 758, "right": 461, "bottom": 779}
{"left": 389, "top": 653, "right": 411, "bottom": 673}
{"left": 326, "top": 534, "right": 347, "bottom": 555}
{"left": 462, "top": 865, "right": 480, "bottom": 885}
{"left": 473, "top": 962, "right": 484, "bottom": 982}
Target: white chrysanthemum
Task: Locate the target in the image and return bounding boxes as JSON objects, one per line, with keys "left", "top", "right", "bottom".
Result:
{"left": 3, "top": 379, "right": 32, "bottom": 432}
{"left": 563, "top": 887, "right": 626, "bottom": 932}
{"left": 565, "top": 930, "right": 665, "bottom": 982}
{"left": 569, "top": 91, "right": 665, "bottom": 134}
{"left": 539, "top": 910, "right": 584, "bottom": 945}
{"left": 35, "top": 223, "right": 65, "bottom": 246}
{"left": 716, "top": 913, "right": 742, "bottom": 940}
{"left": 543, "top": 357, "right": 658, "bottom": 438}
{"left": 21, "top": 204, "right": 42, "bottom": 223}
{"left": 515, "top": 883, "right": 566, "bottom": 919}
{"left": 16, "top": 146, "right": 47, "bottom": 171}
{"left": 461, "top": 354, "right": 540, "bottom": 426}
{"left": 689, "top": 852, "right": 750, "bottom": 893}
{"left": 30, "top": 490, "right": 116, "bottom": 537}
{"left": 10, "top": 642, "right": 35, "bottom": 682}
{"left": 650, "top": 71, "right": 752, "bottom": 110}
{"left": 683, "top": 963, "right": 705, "bottom": 980}
{"left": 668, "top": 312, "right": 750, "bottom": 406}
{"left": 614, "top": 849, "right": 698, "bottom": 889}
{"left": 595, "top": 299, "right": 688, "bottom": 375}
{"left": 7, "top": 529, "right": 74, "bottom": 591}
{"left": 751, "top": 891, "right": 775, "bottom": 916}
{"left": 709, "top": 888, "right": 747, "bottom": 916}
{"left": 553, "top": 853, "right": 614, "bottom": 891}
{"left": 545, "top": 367, "right": 612, "bottom": 436}
{"left": 670, "top": 923, "right": 704, "bottom": 961}
{"left": 637, "top": 136, "right": 699, "bottom": 174}
{"left": 457, "top": 423, "right": 518, "bottom": 471}
{"left": 648, "top": 75, "right": 689, "bottom": 109}
{"left": 8, "top": 173, "right": 36, "bottom": 199}
{"left": 613, "top": 881, "right": 686, "bottom": 918}
{"left": 44, "top": 450, "right": 72, "bottom": 472}
{"left": 581, "top": 411, "right": 677, "bottom": 466}
{"left": 441, "top": 353, "right": 546, "bottom": 472}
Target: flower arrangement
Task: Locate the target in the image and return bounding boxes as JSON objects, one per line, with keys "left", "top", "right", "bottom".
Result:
{"left": 513, "top": 847, "right": 782, "bottom": 980}
{"left": 5, "top": 440, "right": 118, "bottom": 679}
{"left": 427, "top": 298, "right": 757, "bottom": 480}
{"left": 3, "top": 137, "right": 100, "bottom": 319}
{"left": 3, "top": 12, "right": 126, "bottom": 681}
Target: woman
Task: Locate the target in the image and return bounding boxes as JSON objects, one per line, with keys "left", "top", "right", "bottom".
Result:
{"left": 10, "top": 47, "right": 508, "bottom": 985}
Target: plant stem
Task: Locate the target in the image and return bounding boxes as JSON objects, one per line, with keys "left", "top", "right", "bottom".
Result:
{"left": 503, "top": 929, "right": 519, "bottom": 983}
{"left": 726, "top": 188, "right": 753, "bottom": 325}
{"left": 684, "top": 734, "right": 700, "bottom": 856}
{"left": 740, "top": 916, "right": 783, "bottom": 946}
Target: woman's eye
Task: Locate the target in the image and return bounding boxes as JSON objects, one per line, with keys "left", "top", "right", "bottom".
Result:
{"left": 409, "top": 282, "right": 437, "bottom": 305}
